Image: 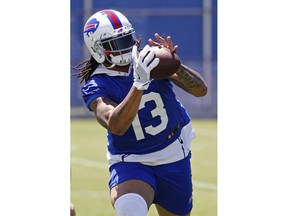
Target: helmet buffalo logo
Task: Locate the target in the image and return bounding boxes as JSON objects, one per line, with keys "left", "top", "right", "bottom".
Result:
{"left": 84, "top": 18, "right": 100, "bottom": 36}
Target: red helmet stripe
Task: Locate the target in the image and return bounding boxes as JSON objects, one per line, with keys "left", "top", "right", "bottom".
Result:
{"left": 101, "top": 10, "right": 123, "bottom": 29}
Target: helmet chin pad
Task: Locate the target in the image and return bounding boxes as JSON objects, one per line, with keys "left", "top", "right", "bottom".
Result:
{"left": 107, "top": 52, "right": 132, "bottom": 66}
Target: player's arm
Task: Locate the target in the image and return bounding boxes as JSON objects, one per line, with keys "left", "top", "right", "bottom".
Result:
{"left": 89, "top": 86, "right": 143, "bottom": 136}
{"left": 169, "top": 64, "right": 207, "bottom": 97}
{"left": 149, "top": 33, "right": 207, "bottom": 97}
{"left": 89, "top": 45, "right": 159, "bottom": 136}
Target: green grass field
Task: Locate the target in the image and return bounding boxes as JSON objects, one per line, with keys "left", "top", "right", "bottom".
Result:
{"left": 71, "top": 119, "right": 217, "bottom": 216}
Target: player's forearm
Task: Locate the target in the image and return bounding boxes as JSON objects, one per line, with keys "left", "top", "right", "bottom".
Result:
{"left": 172, "top": 64, "right": 208, "bottom": 97}
{"left": 107, "top": 86, "right": 143, "bottom": 135}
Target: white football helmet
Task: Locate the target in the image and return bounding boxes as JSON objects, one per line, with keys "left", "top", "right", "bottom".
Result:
{"left": 83, "top": 9, "right": 137, "bottom": 67}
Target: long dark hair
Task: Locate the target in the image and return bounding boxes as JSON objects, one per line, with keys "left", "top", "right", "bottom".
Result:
{"left": 71, "top": 36, "right": 142, "bottom": 83}
{"left": 71, "top": 56, "right": 100, "bottom": 83}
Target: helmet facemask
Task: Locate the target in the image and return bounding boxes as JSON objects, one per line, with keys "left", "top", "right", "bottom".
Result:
{"left": 95, "top": 27, "right": 137, "bottom": 67}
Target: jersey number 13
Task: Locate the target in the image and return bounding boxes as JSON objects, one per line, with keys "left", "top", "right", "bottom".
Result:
{"left": 131, "top": 92, "right": 168, "bottom": 141}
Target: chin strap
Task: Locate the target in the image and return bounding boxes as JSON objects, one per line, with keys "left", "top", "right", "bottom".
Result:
{"left": 106, "top": 63, "right": 116, "bottom": 69}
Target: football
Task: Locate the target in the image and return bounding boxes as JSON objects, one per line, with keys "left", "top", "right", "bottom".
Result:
{"left": 149, "top": 46, "right": 181, "bottom": 80}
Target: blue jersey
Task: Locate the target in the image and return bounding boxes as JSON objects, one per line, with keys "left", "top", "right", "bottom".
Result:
{"left": 81, "top": 66, "right": 191, "bottom": 155}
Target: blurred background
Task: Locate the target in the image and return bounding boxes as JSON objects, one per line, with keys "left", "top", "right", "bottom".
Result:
{"left": 70, "top": 0, "right": 217, "bottom": 119}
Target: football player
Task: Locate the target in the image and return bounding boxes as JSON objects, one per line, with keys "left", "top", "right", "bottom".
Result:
{"left": 72, "top": 9, "right": 207, "bottom": 216}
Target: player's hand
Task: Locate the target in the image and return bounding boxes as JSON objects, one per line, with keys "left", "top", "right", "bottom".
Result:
{"left": 132, "top": 45, "right": 159, "bottom": 90}
{"left": 148, "top": 33, "right": 178, "bottom": 54}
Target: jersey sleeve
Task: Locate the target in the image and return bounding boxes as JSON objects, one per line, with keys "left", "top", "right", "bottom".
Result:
{"left": 81, "top": 78, "right": 109, "bottom": 111}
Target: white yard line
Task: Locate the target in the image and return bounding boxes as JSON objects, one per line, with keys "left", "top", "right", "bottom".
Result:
{"left": 193, "top": 181, "right": 217, "bottom": 191}
{"left": 71, "top": 156, "right": 108, "bottom": 169}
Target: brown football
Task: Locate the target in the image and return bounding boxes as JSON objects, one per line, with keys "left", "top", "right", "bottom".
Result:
{"left": 149, "top": 46, "right": 181, "bottom": 80}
